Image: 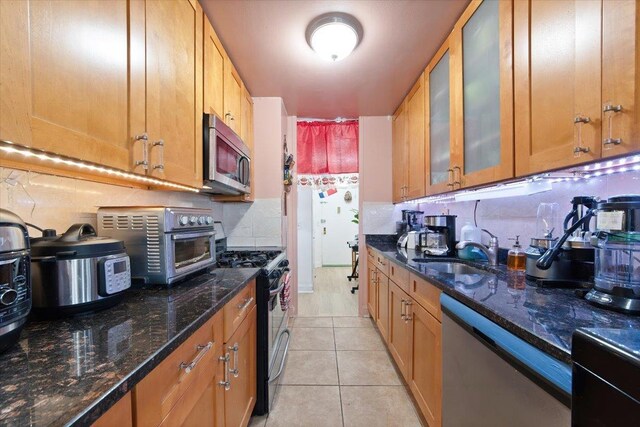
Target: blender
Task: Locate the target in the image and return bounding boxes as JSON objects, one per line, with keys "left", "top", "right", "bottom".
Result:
{"left": 586, "top": 195, "right": 640, "bottom": 314}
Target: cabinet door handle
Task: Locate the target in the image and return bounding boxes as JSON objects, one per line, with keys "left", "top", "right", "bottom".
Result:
{"left": 573, "top": 115, "right": 591, "bottom": 157}
{"left": 228, "top": 343, "right": 239, "bottom": 377}
{"left": 134, "top": 133, "right": 149, "bottom": 171}
{"left": 180, "top": 341, "right": 213, "bottom": 374}
{"left": 405, "top": 300, "right": 413, "bottom": 321}
{"left": 218, "top": 353, "right": 231, "bottom": 390}
{"left": 603, "top": 104, "right": 623, "bottom": 150}
{"left": 452, "top": 166, "right": 461, "bottom": 189}
{"left": 400, "top": 299, "right": 406, "bottom": 320}
{"left": 152, "top": 139, "right": 164, "bottom": 171}
{"left": 447, "top": 169, "right": 454, "bottom": 188}
{"left": 237, "top": 296, "right": 254, "bottom": 311}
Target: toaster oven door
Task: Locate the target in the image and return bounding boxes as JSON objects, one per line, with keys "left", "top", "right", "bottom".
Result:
{"left": 168, "top": 231, "right": 215, "bottom": 279}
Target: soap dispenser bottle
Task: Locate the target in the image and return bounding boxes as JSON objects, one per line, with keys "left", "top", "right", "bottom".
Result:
{"left": 507, "top": 235, "right": 526, "bottom": 271}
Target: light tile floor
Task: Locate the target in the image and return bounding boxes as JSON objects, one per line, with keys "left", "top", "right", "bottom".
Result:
{"left": 249, "top": 317, "right": 424, "bottom": 427}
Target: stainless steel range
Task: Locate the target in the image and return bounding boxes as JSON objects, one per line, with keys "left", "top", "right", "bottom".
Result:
{"left": 214, "top": 226, "right": 290, "bottom": 415}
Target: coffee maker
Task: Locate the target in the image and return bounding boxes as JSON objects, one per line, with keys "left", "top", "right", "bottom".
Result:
{"left": 420, "top": 215, "right": 456, "bottom": 256}
{"left": 586, "top": 195, "right": 640, "bottom": 314}
{"left": 396, "top": 210, "right": 424, "bottom": 247}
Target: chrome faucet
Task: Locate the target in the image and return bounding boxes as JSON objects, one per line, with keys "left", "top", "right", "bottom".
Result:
{"left": 455, "top": 229, "right": 500, "bottom": 266}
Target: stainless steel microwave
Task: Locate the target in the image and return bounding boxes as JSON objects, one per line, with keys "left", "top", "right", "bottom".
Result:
{"left": 203, "top": 113, "right": 251, "bottom": 195}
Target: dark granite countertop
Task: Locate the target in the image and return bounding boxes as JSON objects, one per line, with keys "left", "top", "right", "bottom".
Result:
{"left": 0, "top": 268, "right": 260, "bottom": 427}
{"left": 365, "top": 235, "right": 640, "bottom": 364}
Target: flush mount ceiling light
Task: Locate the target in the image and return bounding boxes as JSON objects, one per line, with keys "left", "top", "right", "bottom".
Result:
{"left": 306, "top": 12, "right": 363, "bottom": 62}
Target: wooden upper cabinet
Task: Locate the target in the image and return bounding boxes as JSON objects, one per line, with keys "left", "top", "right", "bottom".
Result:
{"left": 224, "top": 60, "right": 243, "bottom": 134}
{"left": 392, "top": 102, "right": 408, "bottom": 203}
{"left": 601, "top": 0, "right": 640, "bottom": 158}
{"left": 204, "top": 15, "right": 226, "bottom": 120}
{"left": 426, "top": 40, "right": 454, "bottom": 195}
{"left": 0, "top": 0, "right": 135, "bottom": 171}
{"left": 144, "top": 0, "right": 203, "bottom": 188}
{"left": 452, "top": 0, "right": 514, "bottom": 187}
{"left": 405, "top": 73, "right": 427, "bottom": 199}
{"left": 514, "top": 0, "right": 602, "bottom": 176}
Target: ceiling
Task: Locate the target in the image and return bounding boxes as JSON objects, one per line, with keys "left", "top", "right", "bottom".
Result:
{"left": 201, "top": 0, "right": 469, "bottom": 119}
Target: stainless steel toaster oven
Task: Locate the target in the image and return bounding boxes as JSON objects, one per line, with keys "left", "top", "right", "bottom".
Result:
{"left": 97, "top": 207, "right": 215, "bottom": 285}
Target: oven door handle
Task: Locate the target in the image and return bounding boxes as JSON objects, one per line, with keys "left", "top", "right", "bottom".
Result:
{"left": 268, "top": 329, "right": 291, "bottom": 384}
{"left": 171, "top": 231, "right": 215, "bottom": 240}
{"left": 269, "top": 273, "right": 290, "bottom": 297}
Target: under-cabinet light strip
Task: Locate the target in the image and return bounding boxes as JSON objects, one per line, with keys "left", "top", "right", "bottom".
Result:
{"left": 0, "top": 140, "right": 200, "bottom": 193}
{"left": 410, "top": 153, "right": 640, "bottom": 204}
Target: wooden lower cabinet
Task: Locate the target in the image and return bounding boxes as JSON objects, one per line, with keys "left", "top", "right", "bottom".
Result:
{"left": 409, "top": 300, "right": 442, "bottom": 427}
{"left": 92, "top": 392, "right": 132, "bottom": 427}
{"left": 223, "top": 305, "right": 257, "bottom": 427}
{"left": 387, "top": 282, "right": 412, "bottom": 380}
{"left": 376, "top": 274, "right": 390, "bottom": 342}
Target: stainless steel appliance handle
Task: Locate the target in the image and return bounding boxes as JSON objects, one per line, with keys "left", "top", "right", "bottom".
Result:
{"left": 228, "top": 343, "right": 239, "bottom": 377}
{"left": 270, "top": 282, "right": 286, "bottom": 298}
{"left": 218, "top": 353, "right": 231, "bottom": 390}
{"left": 179, "top": 341, "right": 212, "bottom": 374}
{"left": 268, "top": 329, "right": 291, "bottom": 384}
{"left": 171, "top": 231, "right": 215, "bottom": 241}
{"left": 237, "top": 297, "right": 254, "bottom": 311}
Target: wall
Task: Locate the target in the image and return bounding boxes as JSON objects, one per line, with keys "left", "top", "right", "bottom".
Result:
{"left": 0, "top": 167, "right": 223, "bottom": 233}
{"left": 286, "top": 116, "right": 299, "bottom": 313}
{"left": 417, "top": 170, "right": 640, "bottom": 249}
{"left": 357, "top": 116, "right": 394, "bottom": 315}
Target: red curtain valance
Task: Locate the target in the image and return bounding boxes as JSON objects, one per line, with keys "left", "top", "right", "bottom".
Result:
{"left": 297, "top": 120, "right": 359, "bottom": 174}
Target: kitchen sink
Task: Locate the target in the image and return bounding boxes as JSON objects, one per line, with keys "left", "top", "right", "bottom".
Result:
{"left": 412, "top": 259, "right": 492, "bottom": 276}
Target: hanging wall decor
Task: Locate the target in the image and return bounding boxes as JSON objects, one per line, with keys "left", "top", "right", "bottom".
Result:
{"left": 344, "top": 190, "right": 353, "bottom": 202}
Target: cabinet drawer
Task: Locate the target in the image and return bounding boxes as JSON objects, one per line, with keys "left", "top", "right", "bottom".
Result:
{"left": 374, "top": 254, "right": 389, "bottom": 277}
{"left": 409, "top": 273, "right": 441, "bottom": 321}
{"left": 389, "top": 261, "right": 409, "bottom": 293}
{"left": 224, "top": 280, "right": 256, "bottom": 342}
{"left": 134, "top": 314, "right": 219, "bottom": 427}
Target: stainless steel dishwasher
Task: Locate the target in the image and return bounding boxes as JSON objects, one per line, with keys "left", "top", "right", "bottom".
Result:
{"left": 441, "top": 294, "right": 571, "bottom": 427}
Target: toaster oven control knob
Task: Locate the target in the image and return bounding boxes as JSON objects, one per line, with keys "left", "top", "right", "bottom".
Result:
{"left": 197, "top": 216, "right": 205, "bottom": 225}
{"left": 205, "top": 216, "right": 213, "bottom": 225}
{"left": 179, "top": 215, "right": 189, "bottom": 226}
{"left": 0, "top": 288, "right": 18, "bottom": 306}
{"left": 189, "top": 216, "right": 198, "bottom": 225}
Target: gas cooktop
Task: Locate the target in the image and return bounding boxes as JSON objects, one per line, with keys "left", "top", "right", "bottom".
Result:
{"left": 216, "top": 250, "right": 283, "bottom": 269}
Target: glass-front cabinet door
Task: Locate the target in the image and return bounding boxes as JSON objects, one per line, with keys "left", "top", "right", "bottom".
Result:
{"left": 452, "top": 0, "right": 514, "bottom": 187}
{"left": 426, "top": 40, "right": 454, "bottom": 195}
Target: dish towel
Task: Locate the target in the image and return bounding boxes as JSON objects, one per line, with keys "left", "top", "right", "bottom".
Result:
{"left": 280, "top": 273, "right": 291, "bottom": 312}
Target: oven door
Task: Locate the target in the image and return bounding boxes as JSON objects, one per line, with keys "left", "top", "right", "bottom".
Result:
{"left": 267, "top": 272, "right": 291, "bottom": 409}
{"left": 167, "top": 231, "right": 215, "bottom": 281}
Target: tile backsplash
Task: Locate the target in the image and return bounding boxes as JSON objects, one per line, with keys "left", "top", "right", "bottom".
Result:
{"left": 222, "top": 198, "right": 283, "bottom": 247}
{"left": 0, "top": 167, "right": 223, "bottom": 234}
{"left": 417, "top": 171, "right": 640, "bottom": 248}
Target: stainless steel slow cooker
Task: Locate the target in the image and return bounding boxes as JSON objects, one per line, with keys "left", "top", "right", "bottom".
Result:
{"left": 30, "top": 223, "right": 131, "bottom": 317}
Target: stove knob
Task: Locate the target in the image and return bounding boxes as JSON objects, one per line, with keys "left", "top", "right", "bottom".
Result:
{"left": 279, "top": 260, "right": 289, "bottom": 268}
{"left": 198, "top": 216, "right": 205, "bottom": 225}
{"left": 205, "top": 216, "right": 213, "bottom": 225}
{"left": 0, "top": 288, "right": 18, "bottom": 306}
{"left": 179, "top": 215, "right": 189, "bottom": 226}
{"left": 189, "top": 216, "right": 198, "bottom": 225}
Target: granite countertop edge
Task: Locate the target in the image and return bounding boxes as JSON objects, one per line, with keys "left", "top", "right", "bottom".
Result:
{"left": 68, "top": 269, "right": 260, "bottom": 426}
{"left": 365, "top": 238, "right": 573, "bottom": 363}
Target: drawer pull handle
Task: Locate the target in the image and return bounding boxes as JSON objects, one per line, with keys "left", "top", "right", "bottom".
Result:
{"left": 219, "top": 353, "right": 231, "bottom": 390}
{"left": 228, "top": 343, "right": 239, "bottom": 377}
{"left": 237, "top": 296, "right": 254, "bottom": 311}
{"left": 180, "top": 341, "right": 213, "bottom": 374}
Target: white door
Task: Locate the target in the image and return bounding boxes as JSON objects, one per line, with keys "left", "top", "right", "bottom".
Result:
{"left": 318, "top": 189, "right": 359, "bottom": 266}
